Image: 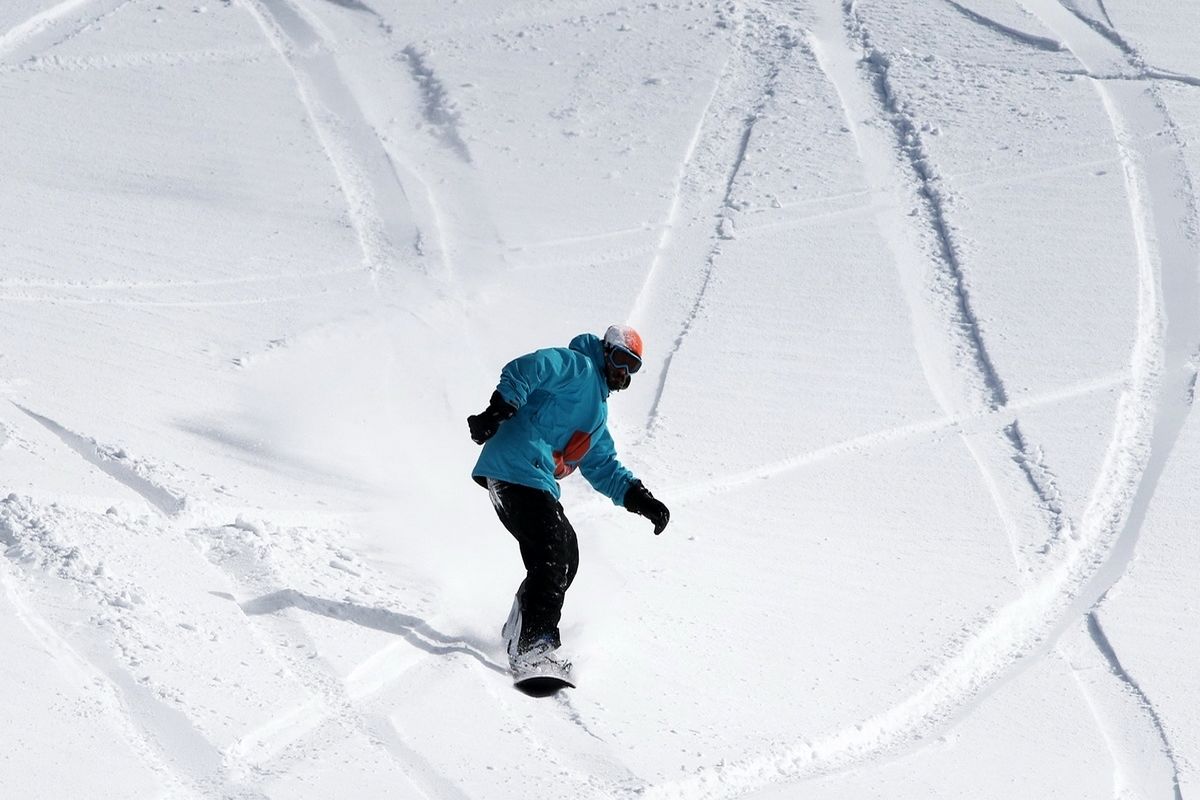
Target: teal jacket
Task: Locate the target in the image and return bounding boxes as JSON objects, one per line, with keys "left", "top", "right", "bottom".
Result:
{"left": 472, "top": 333, "right": 636, "bottom": 504}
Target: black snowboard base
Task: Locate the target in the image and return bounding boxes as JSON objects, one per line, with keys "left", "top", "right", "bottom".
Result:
{"left": 514, "top": 674, "right": 575, "bottom": 697}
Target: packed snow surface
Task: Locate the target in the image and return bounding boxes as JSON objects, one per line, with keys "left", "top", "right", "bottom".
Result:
{"left": 2, "top": 0, "right": 1199, "bottom": 798}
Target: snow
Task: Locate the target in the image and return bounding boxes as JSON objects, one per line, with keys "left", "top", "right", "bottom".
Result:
{"left": 1, "top": 0, "right": 1198, "bottom": 798}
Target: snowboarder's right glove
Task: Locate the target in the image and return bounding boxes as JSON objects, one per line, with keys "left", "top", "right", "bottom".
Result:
{"left": 624, "top": 480, "right": 670, "bottom": 535}
{"left": 467, "top": 391, "right": 517, "bottom": 445}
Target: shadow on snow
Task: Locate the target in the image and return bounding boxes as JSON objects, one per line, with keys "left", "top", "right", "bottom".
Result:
{"left": 239, "top": 589, "right": 508, "bottom": 675}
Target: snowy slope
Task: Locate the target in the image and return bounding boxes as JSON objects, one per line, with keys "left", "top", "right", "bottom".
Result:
{"left": 1, "top": 1, "right": 1198, "bottom": 798}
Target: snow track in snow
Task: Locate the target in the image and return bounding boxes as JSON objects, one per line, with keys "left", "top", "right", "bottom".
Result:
{"left": 400, "top": 45, "right": 472, "bottom": 164}
{"left": 0, "top": 0, "right": 129, "bottom": 64}
{"left": 238, "top": 0, "right": 419, "bottom": 275}
{"left": 1013, "top": 2, "right": 1200, "bottom": 796}
{"left": 942, "top": 0, "right": 1065, "bottom": 52}
{"left": 15, "top": 404, "right": 186, "bottom": 516}
{"left": 197, "top": 518, "right": 635, "bottom": 799}
{"left": 1082, "top": 613, "right": 1185, "bottom": 800}
{"left": 633, "top": 7, "right": 803, "bottom": 439}
{"left": 668, "top": 372, "right": 1123, "bottom": 504}
{"left": 638, "top": 0, "right": 1196, "bottom": 795}
{"left": 841, "top": 0, "right": 1008, "bottom": 412}
{"left": 0, "top": 556, "right": 193, "bottom": 797}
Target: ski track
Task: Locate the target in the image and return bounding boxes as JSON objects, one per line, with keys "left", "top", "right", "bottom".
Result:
{"left": 942, "top": 0, "right": 1065, "bottom": 52}
{"left": 0, "top": 556, "right": 197, "bottom": 797}
{"left": 0, "top": 498, "right": 273, "bottom": 799}
{"left": 237, "top": 0, "right": 419, "bottom": 276}
{"left": 0, "top": 45, "right": 273, "bottom": 74}
{"left": 664, "top": 372, "right": 1123, "bottom": 505}
{"left": 3, "top": 404, "right": 449, "bottom": 792}
{"left": 1002, "top": 420, "right": 1071, "bottom": 547}
{"left": 1012, "top": 2, "right": 1200, "bottom": 795}
{"left": 221, "top": 552, "right": 631, "bottom": 798}
{"left": 399, "top": 45, "right": 472, "bottom": 164}
{"left": 509, "top": 223, "right": 663, "bottom": 253}
{"left": 0, "top": 0, "right": 130, "bottom": 64}
{"left": 14, "top": 403, "right": 186, "bottom": 516}
{"left": 626, "top": 27, "right": 735, "bottom": 331}
{"left": 6, "top": 2, "right": 1194, "bottom": 798}
{"left": 845, "top": 0, "right": 1009, "bottom": 411}
{"left": 642, "top": 11, "right": 800, "bottom": 438}
{"left": 0, "top": 285, "right": 367, "bottom": 308}
{"left": 1085, "top": 613, "right": 1186, "bottom": 800}
{"left": 225, "top": 611, "right": 445, "bottom": 798}
{"left": 188, "top": 521, "right": 457, "bottom": 790}
{"left": 635, "top": 0, "right": 1196, "bottom": 795}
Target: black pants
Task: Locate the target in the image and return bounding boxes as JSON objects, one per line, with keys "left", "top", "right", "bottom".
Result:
{"left": 486, "top": 478, "right": 579, "bottom": 649}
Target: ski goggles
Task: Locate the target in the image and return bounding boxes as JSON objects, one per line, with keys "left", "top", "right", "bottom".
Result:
{"left": 606, "top": 345, "right": 642, "bottom": 374}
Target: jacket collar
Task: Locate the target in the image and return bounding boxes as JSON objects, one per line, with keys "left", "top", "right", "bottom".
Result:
{"left": 568, "top": 333, "right": 610, "bottom": 400}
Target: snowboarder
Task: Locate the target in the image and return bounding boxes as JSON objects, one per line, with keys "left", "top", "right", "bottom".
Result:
{"left": 467, "top": 324, "right": 670, "bottom": 687}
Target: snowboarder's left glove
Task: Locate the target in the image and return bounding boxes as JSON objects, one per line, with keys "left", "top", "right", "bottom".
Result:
{"left": 624, "top": 480, "right": 670, "bottom": 535}
{"left": 468, "top": 391, "right": 517, "bottom": 445}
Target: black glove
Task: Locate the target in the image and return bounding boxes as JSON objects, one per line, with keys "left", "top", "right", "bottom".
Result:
{"left": 467, "top": 391, "right": 517, "bottom": 445}
{"left": 624, "top": 480, "right": 670, "bottom": 534}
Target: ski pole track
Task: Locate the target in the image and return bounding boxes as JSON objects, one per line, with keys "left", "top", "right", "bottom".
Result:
{"left": 642, "top": 9, "right": 802, "bottom": 439}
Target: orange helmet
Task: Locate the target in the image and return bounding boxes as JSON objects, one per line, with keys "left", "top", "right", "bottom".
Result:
{"left": 603, "top": 324, "right": 643, "bottom": 359}
{"left": 603, "top": 325, "right": 643, "bottom": 391}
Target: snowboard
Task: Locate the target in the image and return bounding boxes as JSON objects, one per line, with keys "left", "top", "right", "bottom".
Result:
{"left": 513, "top": 659, "right": 574, "bottom": 696}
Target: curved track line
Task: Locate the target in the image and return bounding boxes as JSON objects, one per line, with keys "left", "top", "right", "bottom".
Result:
{"left": 0, "top": 0, "right": 130, "bottom": 64}
{"left": 0, "top": 0, "right": 96, "bottom": 59}
{"left": 638, "top": 0, "right": 1191, "bottom": 794}
{"left": 1013, "top": 3, "right": 1200, "bottom": 794}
